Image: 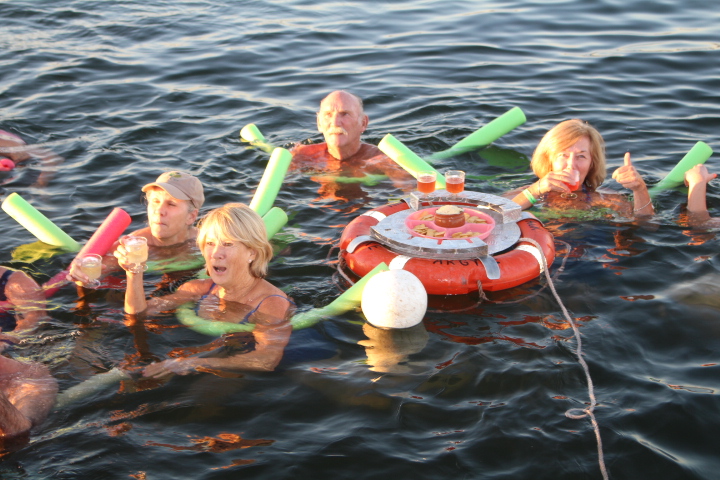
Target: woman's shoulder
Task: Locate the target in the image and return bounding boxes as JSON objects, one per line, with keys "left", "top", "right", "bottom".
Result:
{"left": 254, "top": 281, "right": 293, "bottom": 319}
{"left": 177, "top": 278, "right": 214, "bottom": 295}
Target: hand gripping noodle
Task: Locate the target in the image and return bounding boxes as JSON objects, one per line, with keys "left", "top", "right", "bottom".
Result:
{"left": 240, "top": 123, "right": 276, "bottom": 154}
{"left": 43, "top": 208, "right": 132, "bottom": 296}
{"left": 649, "top": 141, "right": 713, "bottom": 196}
{"left": 428, "top": 107, "right": 527, "bottom": 161}
{"left": 378, "top": 135, "right": 446, "bottom": 189}
{"left": 176, "top": 262, "right": 390, "bottom": 336}
{"left": 249, "top": 147, "right": 292, "bottom": 217}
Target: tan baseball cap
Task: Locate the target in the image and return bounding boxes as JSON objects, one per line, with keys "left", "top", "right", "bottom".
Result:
{"left": 142, "top": 171, "right": 204, "bottom": 209}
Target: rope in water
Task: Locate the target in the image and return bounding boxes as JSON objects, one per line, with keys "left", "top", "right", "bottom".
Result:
{"left": 520, "top": 236, "right": 609, "bottom": 480}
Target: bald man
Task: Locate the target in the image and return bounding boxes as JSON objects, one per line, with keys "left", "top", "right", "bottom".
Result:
{"left": 291, "top": 90, "right": 413, "bottom": 196}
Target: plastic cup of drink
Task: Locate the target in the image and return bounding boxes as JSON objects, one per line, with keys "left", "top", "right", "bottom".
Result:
{"left": 445, "top": 170, "right": 465, "bottom": 196}
{"left": 416, "top": 171, "right": 437, "bottom": 195}
{"left": 564, "top": 169, "right": 581, "bottom": 192}
{"left": 79, "top": 253, "right": 102, "bottom": 288}
{"left": 123, "top": 235, "right": 149, "bottom": 273}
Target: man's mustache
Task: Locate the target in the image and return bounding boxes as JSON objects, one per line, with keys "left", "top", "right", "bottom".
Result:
{"left": 325, "top": 127, "right": 348, "bottom": 135}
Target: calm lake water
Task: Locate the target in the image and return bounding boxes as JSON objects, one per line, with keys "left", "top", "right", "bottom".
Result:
{"left": 2, "top": 0, "right": 720, "bottom": 479}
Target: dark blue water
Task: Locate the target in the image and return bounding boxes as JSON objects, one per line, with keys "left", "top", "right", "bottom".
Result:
{"left": 2, "top": 1, "right": 720, "bottom": 478}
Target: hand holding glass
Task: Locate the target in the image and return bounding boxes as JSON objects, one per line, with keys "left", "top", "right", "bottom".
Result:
{"left": 79, "top": 254, "right": 102, "bottom": 288}
{"left": 445, "top": 170, "right": 465, "bottom": 196}
{"left": 123, "top": 236, "right": 149, "bottom": 274}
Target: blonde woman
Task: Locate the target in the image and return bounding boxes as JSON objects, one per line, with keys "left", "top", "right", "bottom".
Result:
{"left": 117, "top": 203, "right": 294, "bottom": 377}
{"left": 508, "top": 119, "right": 654, "bottom": 217}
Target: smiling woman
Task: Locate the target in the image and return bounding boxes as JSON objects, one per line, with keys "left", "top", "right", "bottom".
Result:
{"left": 116, "top": 203, "right": 294, "bottom": 377}
{"left": 506, "top": 119, "right": 655, "bottom": 218}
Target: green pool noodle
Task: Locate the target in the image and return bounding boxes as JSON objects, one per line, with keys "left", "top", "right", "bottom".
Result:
{"left": 649, "top": 141, "right": 713, "bottom": 196}
{"left": 176, "top": 262, "right": 390, "bottom": 336}
{"left": 291, "top": 262, "right": 390, "bottom": 329}
{"left": 378, "top": 134, "right": 446, "bottom": 189}
{"left": 320, "top": 174, "right": 388, "bottom": 186}
{"left": 145, "top": 256, "right": 206, "bottom": 273}
{"left": 249, "top": 147, "right": 292, "bottom": 217}
{"left": 240, "top": 124, "right": 275, "bottom": 154}
{"left": 428, "top": 106, "right": 527, "bottom": 161}
{"left": 263, "top": 206, "right": 288, "bottom": 238}
{"left": 1, "top": 192, "right": 81, "bottom": 251}
{"left": 54, "top": 367, "right": 132, "bottom": 409}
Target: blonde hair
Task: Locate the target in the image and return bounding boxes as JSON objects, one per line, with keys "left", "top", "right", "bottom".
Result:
{"left": 196, "top": 203, "right": 272, "bottom": 278}
{"left": 530, "top": 119, "right": 606, "bottom": 190}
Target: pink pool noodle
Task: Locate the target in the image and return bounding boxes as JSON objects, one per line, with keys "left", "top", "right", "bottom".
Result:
{"left": 43, "top": 208, "right": 132, "bottom": 297}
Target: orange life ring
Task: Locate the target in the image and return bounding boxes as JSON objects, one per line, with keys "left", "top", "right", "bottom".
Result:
{"left": 339, "top": 201, "right": 555, "bottom": 295}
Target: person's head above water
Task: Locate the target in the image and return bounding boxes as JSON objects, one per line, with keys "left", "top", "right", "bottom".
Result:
{"left": 141, "top": 171, "right": 204, "bottom": 245}
{"left": 196, "top": 203, "right": 273, "bottom": 279}
{"left": 530, "top": 118, "right": 607, "bottom": 190}
{"left": 316, "top": 90, "right": 370, "bottom": 161}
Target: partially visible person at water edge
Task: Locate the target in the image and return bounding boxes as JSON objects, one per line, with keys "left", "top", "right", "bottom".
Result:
{"left": 290, "top": 90, "right": 413, "bottom": 193}
{"left": 0, "top": 129, "right": 64, "bottom": 186}
{"left": 682, "top": 164, "right": 720, "bottom": 228}
{"left": 118, "top": 203, "right": 294, "bottom": 378}
{"left": 0, "top": 355, "right": 57, "bottom": 446}
{"left": 67, "top": 170, "right": 205, "bottom": 285}
{"left": 506, "top": 119, "right": 655, "bottom": 218}
{"left": 0, "top": 266, "right": 48, "bottom": 343}
{"left": 0, "top": 267, "right": 57, "bottom": 447}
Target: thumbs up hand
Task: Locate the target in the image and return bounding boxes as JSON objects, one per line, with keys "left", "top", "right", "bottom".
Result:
{"left": 612, "top": 152, "right": 647, "bottom": 192}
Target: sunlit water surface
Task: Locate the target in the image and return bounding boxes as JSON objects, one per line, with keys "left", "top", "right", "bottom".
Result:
{"left": 1, "top": 1, "right": 720, "bottom": 479}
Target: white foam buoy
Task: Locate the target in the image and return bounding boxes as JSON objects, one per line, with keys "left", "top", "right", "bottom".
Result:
{"left": 361, "top": 269, "right": 427, "bottom": 329}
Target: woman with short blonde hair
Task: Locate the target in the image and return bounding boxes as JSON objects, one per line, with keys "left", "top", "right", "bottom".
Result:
{"left": 196, "top": 203, "right": 272, "bottom": 279}
{"left": 117, "top": 203, "right": 293, "bottom": 377}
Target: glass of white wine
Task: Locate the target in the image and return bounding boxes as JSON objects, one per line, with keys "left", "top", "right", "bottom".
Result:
{"left": 79, "top": 254, "right": 103, "bottom": 288}
{"left": 123, "top": 236, "right": 149, "bottom": 274}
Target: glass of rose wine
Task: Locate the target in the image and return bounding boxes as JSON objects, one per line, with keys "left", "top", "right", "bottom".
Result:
{"left": 416, "top": 170, "right": 437, "bottom": 198}
{"left": 564, "top": 169, "right": 581, "bottom": 192}
{"left": 444, "top": 170, "right": 465, "bottom": 198}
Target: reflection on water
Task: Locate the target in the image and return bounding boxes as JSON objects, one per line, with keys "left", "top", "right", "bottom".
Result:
{"left": 358, "top": 322, "right": 429, "bottom": 374}
{"left": 2, "top": 0, "right": 720, "bottom": 478}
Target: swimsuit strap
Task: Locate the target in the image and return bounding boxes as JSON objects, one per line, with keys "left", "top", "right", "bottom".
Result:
{"left": 194, "top": 282, "right": 217, "bottom": 315}
{"left": 243, "top": 294, "right": 296, "bottom": 322}
{"left": 0, "top": 270, "right": 14, "bottom": 302}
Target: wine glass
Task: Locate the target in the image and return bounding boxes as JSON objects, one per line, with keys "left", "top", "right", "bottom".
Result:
{"left": 416, "top": 170, "right": 437, "bottom": 197}
{"left": 123, "top": 236, "right": 149, "bottom": 274}
{"left": 444, "top": 170, "right": 465, "bottom": 198}
{"left": 79, "top": 254, "right": 102, "bottom": 288}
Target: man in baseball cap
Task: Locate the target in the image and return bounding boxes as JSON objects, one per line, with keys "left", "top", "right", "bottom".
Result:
{"left": 68, "top": 171, "right": 206, "bottom": 286}
{"left": 141, "top": 171, "right": 204, "bottom": 210}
